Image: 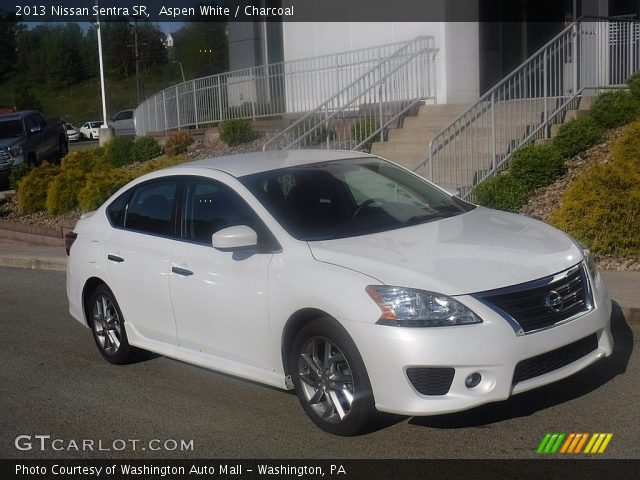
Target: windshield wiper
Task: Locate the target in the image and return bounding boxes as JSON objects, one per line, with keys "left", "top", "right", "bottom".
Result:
{"left": 403, "top": 212, "right": 457, "bottom": 226}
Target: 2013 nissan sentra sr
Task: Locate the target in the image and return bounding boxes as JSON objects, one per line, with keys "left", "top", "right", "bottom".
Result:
{"left": 66, "top": 150, "right": 613, "bottom": 435}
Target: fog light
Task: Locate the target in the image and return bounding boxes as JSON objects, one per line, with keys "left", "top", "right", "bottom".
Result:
{"left": 465, "top": 372, "right": 482, "bottom": 388}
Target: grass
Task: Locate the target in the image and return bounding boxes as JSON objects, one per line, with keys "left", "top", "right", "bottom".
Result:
{"left": 0, "top": 66, "right": 184, "bottom": 127}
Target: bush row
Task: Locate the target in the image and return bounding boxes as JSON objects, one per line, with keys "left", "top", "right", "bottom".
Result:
{"left": 17, "top": 139, "right": 187, "bottom": 215}
{"left": 549, "top": 121, "right": 640, "bottom": 256}
{"left": 474, "top": 83, "right": 640, "bottom": 213}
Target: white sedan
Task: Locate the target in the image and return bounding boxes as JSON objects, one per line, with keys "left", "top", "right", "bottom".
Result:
{"left": 79, "top": 121, "right": 102, "bottom": 140}
{"left": 65, "top": 151, "right": 613, "bottom": 435}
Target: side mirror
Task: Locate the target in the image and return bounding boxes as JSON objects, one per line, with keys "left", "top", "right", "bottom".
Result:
{"left": 29, "top": 126, "right": 42, "bottom": 134}
{"left": 212, "top": 225, "right": 258, "bottom": 250}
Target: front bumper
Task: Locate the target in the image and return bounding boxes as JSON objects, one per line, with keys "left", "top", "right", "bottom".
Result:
{"left": 350, "top": 270, "right": 613, "bottom": 416}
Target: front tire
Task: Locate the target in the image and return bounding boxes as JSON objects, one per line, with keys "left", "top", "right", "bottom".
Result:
{"left": 288, "top": 317, "right": 377, "bottom": 436}
{"left": 89, "top": 285, "right": 136, "bottom": 365}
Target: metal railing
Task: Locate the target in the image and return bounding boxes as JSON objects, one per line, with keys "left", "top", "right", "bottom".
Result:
{"left": 134, "top": 39, "right": 428, "bottom": 136}
{"left": 262, "top": 36, "right": 438, "bottom": 152}
{"left": 418, "top": 18, "right": 640, "bottom": 200}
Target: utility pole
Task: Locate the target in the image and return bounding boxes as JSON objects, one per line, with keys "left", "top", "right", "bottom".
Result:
{"left": 133, "top": 17, "right": 141, "bottom": 104}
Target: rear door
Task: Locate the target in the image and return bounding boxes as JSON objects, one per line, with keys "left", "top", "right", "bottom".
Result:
{"left": 103, "top": 178, "right": 180, "bottom": 345}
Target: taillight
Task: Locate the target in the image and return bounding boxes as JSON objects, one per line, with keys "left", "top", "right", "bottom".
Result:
{"left": 65, "top": 231, "right": 77, "bottom": 256}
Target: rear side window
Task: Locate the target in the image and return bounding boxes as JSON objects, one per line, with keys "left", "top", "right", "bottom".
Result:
{"left": 124, "top": 180, "right": 179, "bottom": 237}
{"left": 115, "top": 111, "right": 133, "bottom": 121}
{"left": 106, "top": 192, "right": 130, "bottom": 228}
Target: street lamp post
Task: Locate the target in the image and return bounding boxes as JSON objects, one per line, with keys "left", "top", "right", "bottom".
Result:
{"left": 96, "top": 0, "right": 114, "bottom": 145}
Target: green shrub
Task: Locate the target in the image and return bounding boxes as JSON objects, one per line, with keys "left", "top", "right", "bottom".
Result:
{"left": 508, "top": 144, "right": 566, "bottom": 191}
{"left": 626, "top": 71, "right": 640, "bottom": 101}
{"left": 164, "top": 130, "right": 193, "bottom": 156}
{"left": 77, "top": 168, "right": 132, "bottom": 212}
{"left": 60, "top": 148, "right": 106, "bottom": 173}
{"left": 553, "top": 116, "right": 604, "bottom": 158}
{"left": 588, "top": 90, "right": 639, "bottom": 129}
{"left": 133, "top": 136, "right": 162, "bottom": 162}
{"left": 46, "top": 169, "right": 86, "bottom": 215}
{"left": 474, "top": 173, "right": 529, "bottom": 212}
{"left": 351, "top": 118, "right": 380, "bottom": 148}
{"left": 105, "top": 136, "right": 135, "bottom": 167}
{"left": 17, "top": 162, "right": 59, "bottom": 214}
{"left": 219, "top": 118, "right": 253, "bottom": 146}
{"left": 611, "top": 119, "right": 640, "bottom": 166}
{"left": 9, "top": 164, "right": 31, "bottom": 191}
{"left": 549, "top": 161, "right": 640, "bottom": 256}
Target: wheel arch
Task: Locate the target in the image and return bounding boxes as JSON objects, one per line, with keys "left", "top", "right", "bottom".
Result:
{"left": 281, "top": 308, "right": 352, "bottom": 377}
{"left": 81, "top": 276, "right": 109, "bottom": 327}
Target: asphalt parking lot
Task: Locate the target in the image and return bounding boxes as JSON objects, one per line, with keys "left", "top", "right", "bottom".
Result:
{"left": 0, "top": 267, "right": 638, "bottom": 459}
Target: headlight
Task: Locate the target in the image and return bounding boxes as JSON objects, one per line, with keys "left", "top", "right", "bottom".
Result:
{"left": 366, "top": 285, "right": 482, "bottom": 327}
{"left": 8, "top": 146, "right": 23, "bottom": 158}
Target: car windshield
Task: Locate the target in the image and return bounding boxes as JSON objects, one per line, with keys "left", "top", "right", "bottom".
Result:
{"left": 0, "top": 120, "right": 25, "bottom": 139}
{"left": 240, "top": 157, "right": 474, "bottom": 241}
{"left": 90, "top": 122, "right": 102, "bottom": 128}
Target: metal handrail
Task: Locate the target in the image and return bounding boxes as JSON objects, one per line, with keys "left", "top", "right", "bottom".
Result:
{"left": 133, "top": 39, "right": 424, "bottom": 136}
{"left": 263, "top": 36, "right": 437, "bottom": 152}
{"left": 418, "top": 17, "right": 640, "bottom": 200}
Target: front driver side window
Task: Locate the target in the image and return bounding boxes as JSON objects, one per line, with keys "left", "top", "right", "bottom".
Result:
{"left": 182, "top": 178, "right": 259, "bottom": 246}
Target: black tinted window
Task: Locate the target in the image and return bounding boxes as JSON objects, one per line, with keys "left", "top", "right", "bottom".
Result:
{"left": 182, "top": 179, "right": 257, "bottom": 245}
{"left": 125, "top": 180, "right": 178, "bottom": 236}
{"left": 106, "top": 192, "right": 130, "bottom": 227}
{"left": 115, "top": 111, "right": 133, "bottom": 121}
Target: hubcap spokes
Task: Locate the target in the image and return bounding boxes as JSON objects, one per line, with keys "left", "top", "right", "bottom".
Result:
{"left": 92, "top": 295, "right": 122, "bottom": 354}
{"left": 298, "top": 337, "right": 354, "bottom": 423}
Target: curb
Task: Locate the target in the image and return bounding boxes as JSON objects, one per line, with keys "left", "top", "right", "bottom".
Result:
{"left": 621, "top": 307, "right": 640, "bottom": 329}
{"left": 0, "top": 256, "right": 66, "bottom": 272}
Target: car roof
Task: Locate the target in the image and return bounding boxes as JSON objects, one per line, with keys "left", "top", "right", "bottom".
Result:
{"left": 0, "top": 110, "right": 39, "bottom": 120}
{"left": 177, "top": 150, "right": 376, "bottom": 178}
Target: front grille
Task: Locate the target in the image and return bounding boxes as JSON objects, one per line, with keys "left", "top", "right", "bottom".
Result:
{"left": 406, "top": 367, "right": 455, "bottom": 395}
{"left": 480, "top": 265, "right": 590, "bottom": 333}
{"left": 0, "top": 149, "right": 10, "bottom": 162}
{"left": 513, "top": 333, "right": 598, "bottom": 385}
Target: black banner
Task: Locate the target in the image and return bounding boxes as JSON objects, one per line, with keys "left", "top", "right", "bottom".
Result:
{"left": 0, "top": 0, "right": 605, "bottom": 23}
{"left": 2, "top": 459, "right": 639, "bottom": 480}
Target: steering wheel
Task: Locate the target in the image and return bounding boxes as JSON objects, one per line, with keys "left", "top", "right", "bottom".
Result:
{"left": 351, "top": 198, "right": 385, "bottom": 218}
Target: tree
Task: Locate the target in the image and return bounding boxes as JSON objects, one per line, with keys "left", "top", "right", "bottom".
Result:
{"left": 0, "top": 12, "right": 21, "bottom": 83}
{"left": 172, "top": 21, "right": 228, "bottom": 79}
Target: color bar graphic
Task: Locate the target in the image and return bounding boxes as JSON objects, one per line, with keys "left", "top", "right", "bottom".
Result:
{"left": 537, "top": 433, "right": 613, "bottom": 454}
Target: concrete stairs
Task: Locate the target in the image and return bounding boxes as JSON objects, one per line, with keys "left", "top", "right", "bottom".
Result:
{"left": 370, "top": 103, "right": 469, "bottom": 170}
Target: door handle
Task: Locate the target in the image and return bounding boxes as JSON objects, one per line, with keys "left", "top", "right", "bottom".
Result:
{"left": 107, "top": 254, "right": 124, "bottom": 263}
{"left": 172, "top": 266, "right": 193, "bottom": 277}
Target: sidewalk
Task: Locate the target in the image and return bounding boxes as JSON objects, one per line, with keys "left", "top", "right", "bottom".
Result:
{"left": 0, "top": 241, "right": 637, "bottom": 327}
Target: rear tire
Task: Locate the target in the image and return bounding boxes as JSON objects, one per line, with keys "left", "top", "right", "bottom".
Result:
{"left": 89, "top": 285, "right": 136, "bottom": 365}
{"left": 288, "top": 317, "right": 377, "bottom": 436}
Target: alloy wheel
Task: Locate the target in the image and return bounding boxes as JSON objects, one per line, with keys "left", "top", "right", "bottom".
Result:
{"left": 297, "top": 336, "right": 355, "bottom": 423}
{"left": 92, "top": 294, "right": 123, "bottom": 355}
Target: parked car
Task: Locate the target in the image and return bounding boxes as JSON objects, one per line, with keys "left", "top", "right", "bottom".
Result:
{"left": 80, "top": 121, "right": 102, "bottom": 140}
{"left": 109, "top": 109, "right": 135, "bottom": 136}
{"left": 66, "top": 151, "right": 613, "bottom": 436}
{"left": 0, "top": 110, "right": 67, "bottom": 180}
{"left": 65, "top": 123, "right": 80, "bottom": 142}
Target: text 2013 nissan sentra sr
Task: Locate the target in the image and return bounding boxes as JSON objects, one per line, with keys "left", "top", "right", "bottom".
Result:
{"left": 66, "top": 150, "right": 613, "bottom": 435}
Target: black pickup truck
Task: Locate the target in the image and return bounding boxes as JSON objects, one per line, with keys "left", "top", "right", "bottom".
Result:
{"left": 0, "top": 110, "right": 68, "bottom": 182}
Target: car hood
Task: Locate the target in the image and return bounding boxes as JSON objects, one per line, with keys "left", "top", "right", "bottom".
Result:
{"left": 0, "top": 138, "right": 22, "bottom": 149}
{"left": 307, "top": 207, "right": 582, "bottom": 296}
